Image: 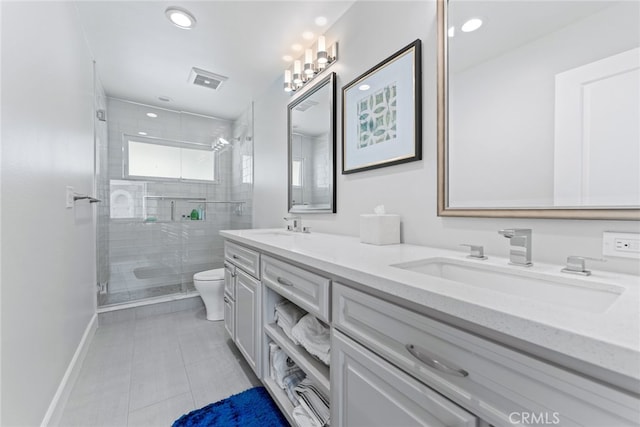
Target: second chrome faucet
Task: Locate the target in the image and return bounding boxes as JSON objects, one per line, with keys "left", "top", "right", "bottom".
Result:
{"left": 498, "top": 228, "right": 533, "bottom": 266}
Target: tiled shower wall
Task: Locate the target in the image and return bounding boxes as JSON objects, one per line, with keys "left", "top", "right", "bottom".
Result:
{"left": 101, "top": 98, "right": 252, "bottom": 298}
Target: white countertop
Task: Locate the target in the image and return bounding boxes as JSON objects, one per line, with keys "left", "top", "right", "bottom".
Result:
{"left": 220, "top": 228, "right": 640, "bottom": 384}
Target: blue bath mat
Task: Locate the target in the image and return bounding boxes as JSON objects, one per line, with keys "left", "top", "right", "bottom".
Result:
{"left": 172, "top": 386, "right": 288, "bottom": 427}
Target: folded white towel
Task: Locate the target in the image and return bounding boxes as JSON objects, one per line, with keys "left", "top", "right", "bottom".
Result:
{"left": 294, "top": 378, "right": 330, "bottom": 426}
{"left": 275, "top": 315, "right": 299, "bottom": 345}
{"left": 292, "top": 405, "right": 321, "bottom": 427}
{"left": 282, "top": 370, "right": 306, "bottom": 405}
{"left": 291, "top": 314, "right": 330, "bottom": 365}
{"left": 271, "top": 347, "right": 303, "bottom": 389}
{"left": 268, "top": 342, "right": 279, "bottom": 383}
{"left": 275, "top": 300, "right": 306, "bottom": 344}
{"left": 275, "top": 300, "right": 306, "bottom": 325}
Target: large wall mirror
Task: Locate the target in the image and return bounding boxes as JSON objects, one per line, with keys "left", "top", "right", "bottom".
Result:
{"left": 437, "top": 0, "right": 640, "bottom": 220}
{"left": 288, "top": 72, "right": 337, "bottom": 213}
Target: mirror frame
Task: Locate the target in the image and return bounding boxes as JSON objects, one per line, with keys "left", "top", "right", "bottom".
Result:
{"left": 437, "top": 0, "right": 640, "bottom": 220}
{"left": 287, "top": 72, "right": 337, "bottom": 214}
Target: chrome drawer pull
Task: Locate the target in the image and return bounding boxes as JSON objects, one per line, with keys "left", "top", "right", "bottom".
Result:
{"left": 224, "top": 296, "right": 229, "bottom": 303}
{"left": 276, "top": 276, "right": 294, "bottom": 286}
{"left": 406, "top": 344, "right": 469, "bottom": 378}
{"left": 232, "top": 254, "right": 241, "bottom": 260}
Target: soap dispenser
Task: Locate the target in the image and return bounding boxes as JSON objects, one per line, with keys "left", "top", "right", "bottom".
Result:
{"left": 190, "top": 209, "right": 199, "bottom": 220}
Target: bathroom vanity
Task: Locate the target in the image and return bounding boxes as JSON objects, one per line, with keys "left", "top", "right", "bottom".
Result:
{"left": 221, "top": 229, "right": 640, "bottom": 426}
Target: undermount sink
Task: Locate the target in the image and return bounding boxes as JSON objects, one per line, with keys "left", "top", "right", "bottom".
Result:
{"left": 391, "top": 257, "right": 623, "bottom": 313}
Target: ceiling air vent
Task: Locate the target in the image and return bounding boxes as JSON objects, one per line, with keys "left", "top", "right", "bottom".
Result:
{"left": 188, "top": 67, "right": 228, "bottom": 91}
{"left": 294, "top": 99, "right": 319, "bottom": 112}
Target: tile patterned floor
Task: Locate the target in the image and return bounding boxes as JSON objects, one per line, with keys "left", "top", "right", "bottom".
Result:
{"left": 59, "top": 307, "right": 260, "bottom": 426}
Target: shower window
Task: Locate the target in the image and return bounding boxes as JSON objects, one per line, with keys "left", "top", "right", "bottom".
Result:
{"left": 126, "top": 136, "right": 216, "bottom": 182}
{"left": 292, "top": 158, "right": 303, "bottom": 187}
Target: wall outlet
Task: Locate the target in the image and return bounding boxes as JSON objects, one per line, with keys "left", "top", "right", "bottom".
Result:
{"left": 602, "top": 231, "right": 640, "bottom": 259}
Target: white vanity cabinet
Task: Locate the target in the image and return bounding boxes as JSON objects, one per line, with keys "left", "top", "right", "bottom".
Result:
{"left": 223, "top": 241, "right": 262, "bottom": 378}
{"left": 332, "top": 329, "right": 477, "bottom": 427}
{"left": 223, "top": 262, "right": 235, "bottom": 339}
{"left": 234, "top": 269, "right": 262, "bottom": 376}
{"left": 333, "top": 283, "right": 640, "bottom": 427}
{"left": 221, "top": 231, "right": 640, "bottom": 427}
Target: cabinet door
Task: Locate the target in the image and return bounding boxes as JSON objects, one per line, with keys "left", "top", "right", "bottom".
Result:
{"left": 223, "top": 261, "right": 235, "bottom": 299}
{"left": 332, "top": 330, "right": 477, "bottom": 427}
{"left": 234, "top": 269, "right": 262, "bottom": 377}
{"left": 223, "top": 294, "right": 235, "bottom": 339}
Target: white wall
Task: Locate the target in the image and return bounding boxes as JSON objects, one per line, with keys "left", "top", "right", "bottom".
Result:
{"left": 252, "top": 1, "right": 640, "bottom": 275}
{"left": 1, "top": 3, "right": 97, "bottom": 425}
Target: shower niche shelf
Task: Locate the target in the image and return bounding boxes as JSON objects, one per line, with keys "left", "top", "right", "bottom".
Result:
{"left": 142, "top": 196, "right": 246, "bottom": 222}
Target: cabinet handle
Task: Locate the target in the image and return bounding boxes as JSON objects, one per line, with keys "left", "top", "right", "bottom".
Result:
{"left": 232, "top": 254, "right": 241, "bottom": 260}
{"left": 406, "top": 344, "right": 469, "bottom": 378}
{"left": 276, "top": 276, "right": 294, "bottom": 286}
{"left": 224, "top": 296, "right": 229, "bottom": 303}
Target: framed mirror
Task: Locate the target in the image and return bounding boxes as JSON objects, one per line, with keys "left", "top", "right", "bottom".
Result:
{"left": 437, "top": 0, "right": 640, "bottom": 220}
{"left": 288, "top": 72, "right": 337, "bottom": 213}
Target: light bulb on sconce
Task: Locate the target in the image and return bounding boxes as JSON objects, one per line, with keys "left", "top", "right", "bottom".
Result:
{"left": 281, "top": 33, "right": 337, "bottom": 93}
{"left": 317, "top": 35, "right": 328, "bottom": 64}
{"left": 293, "top": 60, "right": 302, "bottom": 85}
{"left": 304, "top": 49, "right": 314, "bottom": 76}
{"left": 284, "top": 69, "right": 293, "bottom": 92}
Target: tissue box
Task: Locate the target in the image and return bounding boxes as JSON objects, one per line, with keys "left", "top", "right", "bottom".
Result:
{"left": 360, "top": 214, "right": 400, "bottom": 245}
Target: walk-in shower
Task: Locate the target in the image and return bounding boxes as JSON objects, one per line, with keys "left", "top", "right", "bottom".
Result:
{"left": 95, "top": 97, "right": 253, "bottom": 307}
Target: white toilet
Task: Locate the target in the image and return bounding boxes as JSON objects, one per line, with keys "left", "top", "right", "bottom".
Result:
{"left": 193, "top": 268, "right": 225, "bottom": 321}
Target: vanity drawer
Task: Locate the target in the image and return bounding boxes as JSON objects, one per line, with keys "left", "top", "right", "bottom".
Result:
{"left": 261, "top": 255, "right": 330, "bottom": 322}
{"left": 225, "top": 241, "right": 260, "bottom": 279}
{"left": 333, "top": 283, "right": 639, "bottom": 427}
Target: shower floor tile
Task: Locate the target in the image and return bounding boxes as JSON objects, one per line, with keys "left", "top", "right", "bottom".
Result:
{"left": 59, "top": 307, "right": 259, "bottom": 426}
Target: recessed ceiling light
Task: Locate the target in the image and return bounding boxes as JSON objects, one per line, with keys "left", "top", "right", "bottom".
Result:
{"left": 138, "top": 131, "right": 148, "bottom": 136}
{"left": 461, "top": 18, "right": 482, "bottom": 33}
{"left": 291, "top": 43, "right": 303, "bottom": 52}
{"left": 158, "top": 96, "right": 171, "bottom": 102}
{"left": 146, "top": 112, "right": 158, "bottom": 118}
{"left": 315, "top": 16, "right": 327, "bottom": 26}
{"left": 204, "top": 80, "right": 211, "bottom": 85}
{"left": 282, "top": 55, "right": 293, "bottom": 62}
{"left": 165, "top": 6, "right": 196, "bottom": 29}
{"left": 359, "top": 84, "right": 370, "bottom": 91}
{"left": 448, "top": 26, "right": 455, "bottom": 37}
{"left": 302, "top": 31, "right": 314, "bottom": 40}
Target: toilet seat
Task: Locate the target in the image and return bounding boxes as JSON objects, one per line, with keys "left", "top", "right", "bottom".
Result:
{"left": 194, "top": 268, "right": 224, "bottom": 282}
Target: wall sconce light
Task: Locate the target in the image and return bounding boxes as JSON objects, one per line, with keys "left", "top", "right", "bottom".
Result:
{"left": 282, "top": 35, "right": 338, "bottom": 93}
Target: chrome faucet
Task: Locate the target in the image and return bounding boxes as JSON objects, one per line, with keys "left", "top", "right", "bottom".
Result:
{"left": 498, "top": 228, "right": 532, "bottom": 266}
{"left": 284, "top": 216, "right": 302, "bottom": 232}
{"left": 561, "top": 256, "right": 606, "bottom": 276}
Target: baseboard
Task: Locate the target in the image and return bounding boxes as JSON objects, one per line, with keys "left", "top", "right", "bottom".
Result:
{"left": 41, "top": 312, "right": 98, "bottom": 427}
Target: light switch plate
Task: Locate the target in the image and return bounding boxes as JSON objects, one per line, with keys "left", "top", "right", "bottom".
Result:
{"left": 602, "top": 231, "right": 640, "bottom": 259}
{"left": 66, "top": 186, "right": 75, "bottom": 208}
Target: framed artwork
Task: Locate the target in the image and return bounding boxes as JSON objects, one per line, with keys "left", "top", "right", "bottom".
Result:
{"left": 342, "top": 39, "right": 422, "bottom": 174}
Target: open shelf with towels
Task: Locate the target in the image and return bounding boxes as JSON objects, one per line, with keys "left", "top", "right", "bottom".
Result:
{"left": 262, "top": 281, "right": 331, "bottom": 427}
{"left": 265, "top": 322, "right": 330, "bottom": 395}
